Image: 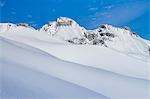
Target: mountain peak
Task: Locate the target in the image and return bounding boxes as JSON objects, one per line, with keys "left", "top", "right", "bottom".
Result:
{"left": 40, "top": 17, "right": 86, "bottom": 40}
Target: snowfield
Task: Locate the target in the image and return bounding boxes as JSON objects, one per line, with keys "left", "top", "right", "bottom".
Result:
{"left": 0, "top": 18, "right": 150, "bottom": 99}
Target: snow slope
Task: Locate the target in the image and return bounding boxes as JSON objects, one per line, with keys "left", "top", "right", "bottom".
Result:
{"left": 0, "top": 25, "right": 149, "bottom": 80}
{"left": 94, "top": 24, "right": 150, "bottom": 61}
{"left": 0, "top": 18, "right": 150, "bottom": 99}
{"left": 0, "top": 37, "right": 149, "bottom": 99}
{"left": 1, "top": 57, "right": 106, "bottom": 99}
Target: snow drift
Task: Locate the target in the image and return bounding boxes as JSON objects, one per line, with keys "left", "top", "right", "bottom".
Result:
{"left": 0, "top": 17, "right": 150, "bottom": 99}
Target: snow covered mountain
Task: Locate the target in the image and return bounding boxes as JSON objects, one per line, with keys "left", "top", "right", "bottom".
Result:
{"left": 0, "top": 17, "right": 150, "bottom": 99}
{"left": 40, "top": 17, "right": 150, "bottom": 60}
{"left": 0, "top": 17, "right": 149, "bottom": 61}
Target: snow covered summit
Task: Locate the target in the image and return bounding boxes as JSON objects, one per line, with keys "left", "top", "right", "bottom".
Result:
{"left": 40, "top": 17, "right": 86, "bottom": 40}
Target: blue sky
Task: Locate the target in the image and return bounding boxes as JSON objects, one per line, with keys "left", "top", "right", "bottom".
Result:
{"left": 0, "top": 0, "right": 149, "bottom": 39}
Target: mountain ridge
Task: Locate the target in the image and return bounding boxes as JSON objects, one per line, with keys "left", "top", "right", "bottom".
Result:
{"left": 0, "top": 17, "right": 149, "bottom": 59}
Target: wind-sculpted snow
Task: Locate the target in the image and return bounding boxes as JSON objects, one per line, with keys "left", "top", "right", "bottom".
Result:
{"left": 0, "top": 27, "right": 149, "bottom": 80}
{"left": 0, "top": 17, "right": 150, "bottom": 99}
{"left": 1, "top": 60, "right": 107, "bottom": 99}
{"left": 0, "top": 37, "right": 149, "bottom": 99}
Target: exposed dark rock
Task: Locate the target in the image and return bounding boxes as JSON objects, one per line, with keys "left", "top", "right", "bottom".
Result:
{"left": 99, "top": 33, "right": 105, "bottom": 36}
{"left": 106, "top": 33, "right": 115, "bottom": 38}
{"left": 100, "top": 25, "right": 106, "bottom": 29}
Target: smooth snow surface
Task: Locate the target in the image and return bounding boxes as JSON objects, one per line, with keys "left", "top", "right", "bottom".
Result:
{"left": 0, "top": 18, "right": 150, "bottom": 99}
{"left": 1, "top": 37, "right": 149, "bottom": 99}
